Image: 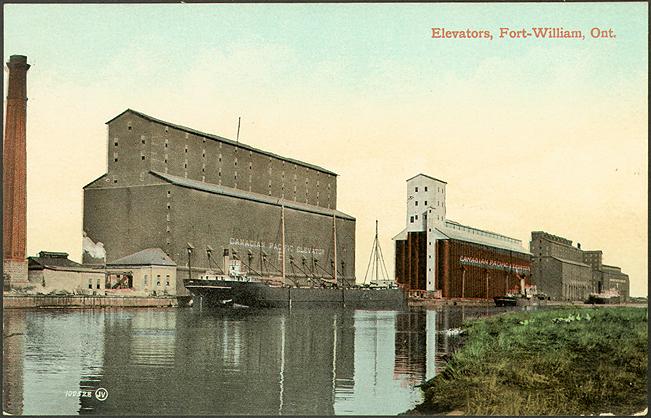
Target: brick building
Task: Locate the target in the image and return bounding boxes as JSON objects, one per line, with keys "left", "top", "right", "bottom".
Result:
{"left": 83, "top": 110, "right": 355, "bottom": 295}
{"left": 529, "top": 231, "right": 630, "bottom": 301}
{"left": 393, "top": 174, "right": 531, "bottom": 299}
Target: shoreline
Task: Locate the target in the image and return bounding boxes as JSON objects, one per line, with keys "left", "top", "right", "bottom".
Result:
{"left": 3, "top": 292, "right": 645, "bottom": 310}
{"left": 2, "top": 294, "right": 189, "bottom": 309}
{"left": 408, "top": 297, "right": 646, "bottom": 309}
{"left": 405, "top": 306, "right": 648, "bottom": 416}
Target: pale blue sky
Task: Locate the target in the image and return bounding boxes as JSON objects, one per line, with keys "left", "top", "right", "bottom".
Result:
{"left": 3, "top": 3, "right": 649, "bottom": 295}
{"left": 4, "top": 3, "right": 647, "bottom": 91}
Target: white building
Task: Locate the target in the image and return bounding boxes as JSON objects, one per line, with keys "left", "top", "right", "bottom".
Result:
{"left": 106, "top": 248, "right": 178, "bottom": 296}
{"left": 402, "top": 174, "right": 447, "bottom": 291}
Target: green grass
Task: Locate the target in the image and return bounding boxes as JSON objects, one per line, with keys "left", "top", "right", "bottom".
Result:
{"left": 413, "top": 307, "right": 648, "bottom": 416}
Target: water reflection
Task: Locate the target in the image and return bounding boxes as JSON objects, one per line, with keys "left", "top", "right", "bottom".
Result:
{"left": 392, "top": 305, "right": 531, "bottom": 387}
{"left": 3, "top": 305, "right": 532, "bottom": 415}
{"left": 3, "top": 309, "right": 25, "bottom": 415}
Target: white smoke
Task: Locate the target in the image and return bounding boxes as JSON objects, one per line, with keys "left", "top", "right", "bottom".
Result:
{"left": 82, "top": 231, "right": 106, "bottom": 260}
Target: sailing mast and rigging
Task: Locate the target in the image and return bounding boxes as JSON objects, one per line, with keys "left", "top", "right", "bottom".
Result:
{"left": 333, "top": 213, "right": 337, "bottom": 286}
{"left": 363, "top": 220, "right": 394, "bottom": 287}
{"left": 281, "top": 202, "right": 286, "bottom": 284}
{"left": 184, "top": 207, "right": 405, "bottom": 307}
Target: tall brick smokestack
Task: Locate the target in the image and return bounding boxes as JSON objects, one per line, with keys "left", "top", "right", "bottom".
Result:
{"left": 3, "top": 55, "right": 30, "bottom": 288}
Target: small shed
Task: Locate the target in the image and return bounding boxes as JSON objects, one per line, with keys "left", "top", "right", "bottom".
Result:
{"left": 106, "top": 248, "right": 177, "bottom": 296}
{"left": 27, "top": 251, "right": 106, "bottom": 295}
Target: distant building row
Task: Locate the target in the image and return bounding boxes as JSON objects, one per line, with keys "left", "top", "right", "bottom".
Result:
{"left": 530, "top": 232, "right": 629, "bottom": 300}
{"left": 394, "top": 174, "right": 630, "bottom": 301}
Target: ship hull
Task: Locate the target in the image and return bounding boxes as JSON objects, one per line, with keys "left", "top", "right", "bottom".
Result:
{"left": 494, "top": 296, "right": 518, "bottom": 307}
{"left": 494, "top": 295, "right": 541, "bottom": 307}
{"left": 184, "top": 279, "right": 407, "bottom": 309}
{"left": 586, "top": 294, "right": 621, "bottom": 305}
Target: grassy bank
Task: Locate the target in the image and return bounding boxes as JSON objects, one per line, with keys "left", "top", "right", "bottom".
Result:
{"left": 412, "top": 307, "right": 648, "bottom": 416}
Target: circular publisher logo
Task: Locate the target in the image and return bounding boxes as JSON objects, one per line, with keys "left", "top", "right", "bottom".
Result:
{"left": 95, "top": 388, "right": 109, "bottom": 401}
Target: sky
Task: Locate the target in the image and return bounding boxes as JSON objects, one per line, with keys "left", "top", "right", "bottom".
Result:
{"left": 3, "top": 3, "right": 648, "bottom": 296}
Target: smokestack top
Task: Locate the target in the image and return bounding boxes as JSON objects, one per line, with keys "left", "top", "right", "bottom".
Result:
{"left": 7, "top": 55, "right": 30, "bottom": 71}
{"left": 8, "top": 55, "right": 28, "bottom": 64}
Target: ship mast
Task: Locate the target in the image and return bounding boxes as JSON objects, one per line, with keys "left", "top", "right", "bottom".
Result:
{"left": 333, "top": 213, "right": 337, "bottom": 285}
{"left": 374, "top": 220, "right": 379, "bottom": 281}
{"left": 281, "top": 203, "right": 286, "bottom": 283}
{"left": 363, "top": 220, "right": 390, "bottom": 284}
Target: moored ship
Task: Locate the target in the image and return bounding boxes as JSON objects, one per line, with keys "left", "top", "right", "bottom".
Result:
{"left": 493, "top": 284, "right": 546, "bottom": 307}
{"left": 585, "top": 289, "right": 622, "bottom": 305}
{"left": 183, "top": 209, "right": 406, "bottom": 308}
{"left": 184, "top": 274, "right": 405, "bottom": 308}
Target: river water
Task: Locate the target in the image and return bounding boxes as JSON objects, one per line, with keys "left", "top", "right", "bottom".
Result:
{"left": 3, "top": 305, "right": 533, "bottom": 415}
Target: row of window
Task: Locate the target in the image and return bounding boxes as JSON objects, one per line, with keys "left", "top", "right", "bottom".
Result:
{"left": 113, "top": 135, "right": 334, "bottom": 191}
{"left": 109, "top": 169, "right": 331, "bottom": 203}
{"left": 112, "top": 154, "right": 332, "bottom": 191}
{"left": 113, "top": 153, "right": 145, "bottom": 162}
{"left": 144, "top": 274, "right": 171, "bottom": 287}
{"left": 413, "top": 200, "right": 445, "bottom": 207}
{"left": 87, "top": 279, "right": 102, "bottom": 289}
{"left": 113, "top": 130, "right": 334, "bottom": 206}
{"left": 114, "top": 133, "right": 332, "bottom": 181}
{"left": 414, "top": 186, "right": 443, "bottom": 193}
{"left": 166, "top": 190, "right": 172, "bottom": 246}
{"left": 114, "top": 137, "right": 150, "bottom": 146}
{"left": 411, "top": 212, "right": 446, "bottom": 223}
